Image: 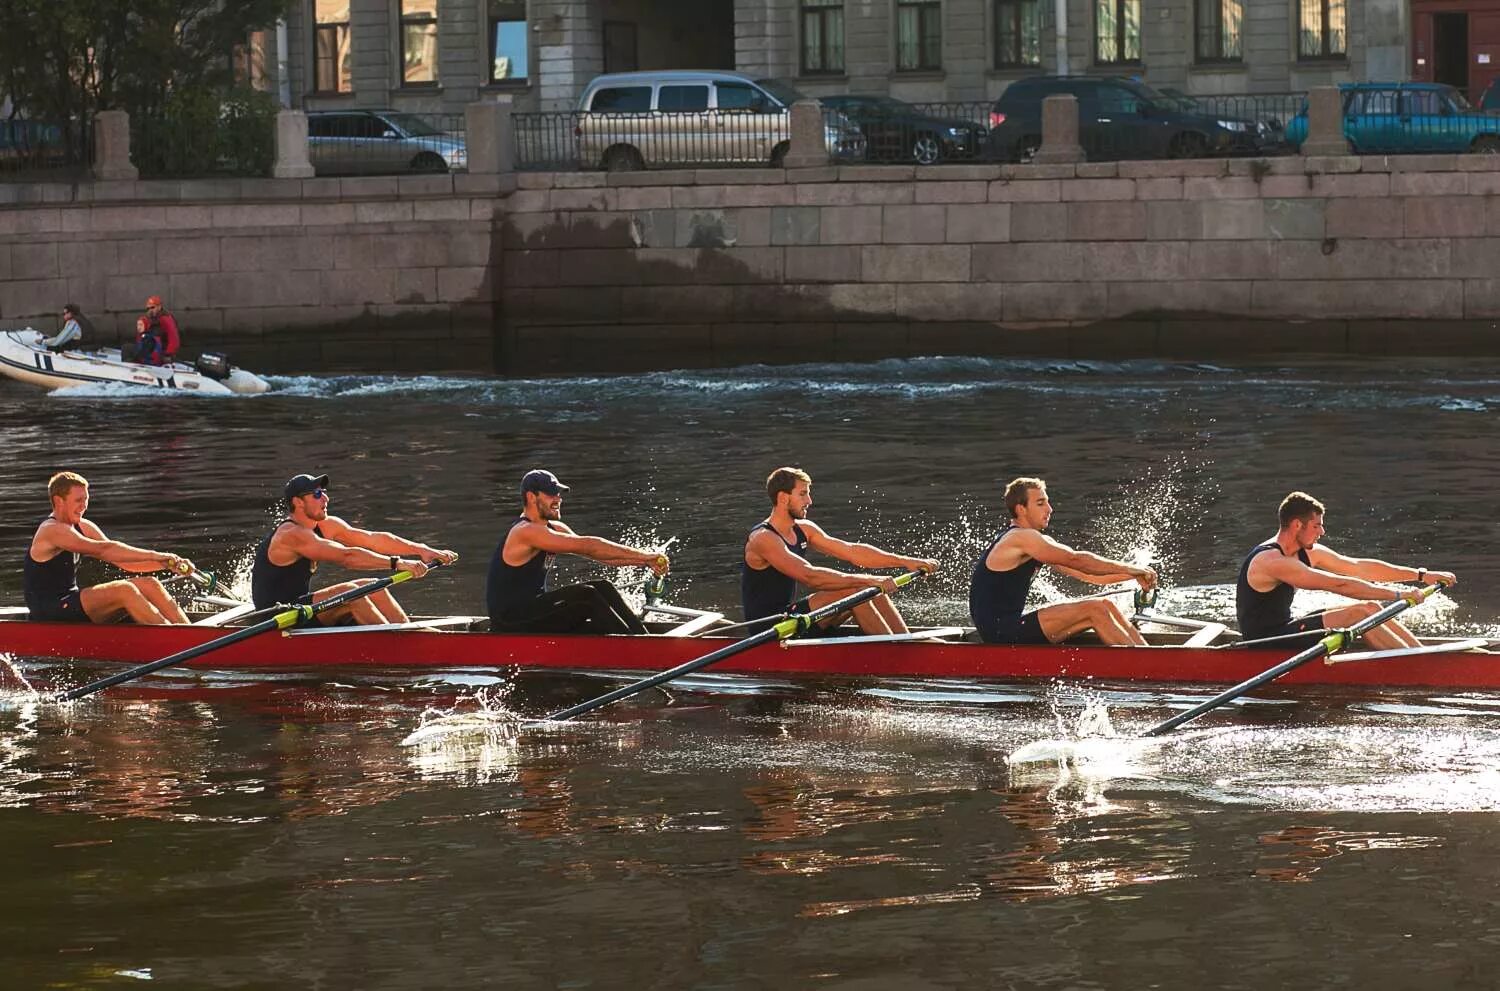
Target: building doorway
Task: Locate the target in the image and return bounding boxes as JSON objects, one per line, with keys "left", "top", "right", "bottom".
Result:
{"left": 1434, "top": 12, "right": 1470, "bottom": 92}
{"left": 600, "top": 0, "right": 734, "bottom": 71}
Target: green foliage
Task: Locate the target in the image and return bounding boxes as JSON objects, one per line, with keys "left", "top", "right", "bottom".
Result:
{"left": 0, "top": 0, "right": 291, "bottom": 169}
{"left": 133, "top": 86, "right": 279, "bottom": 178}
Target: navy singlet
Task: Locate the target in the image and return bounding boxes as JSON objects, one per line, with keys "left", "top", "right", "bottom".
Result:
{"left": 24, "top": 517, "right": 87, "bottom": 622}
{"left": 250, "top": 521, "right": 322, "bottom": 609}
{"left": 741, "top": 521, "right": 808, "bottom": 621}
{"left": 969, "top": 526, "right": 1044, "bottom": 643}
{"left": 487, "top": 518, "right": 553, "bottom": 621}
{"left": 1235, "top": 541, "right": 1311, "bottom": 639}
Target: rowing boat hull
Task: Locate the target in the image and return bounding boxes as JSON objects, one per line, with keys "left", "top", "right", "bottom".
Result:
{"left": 3, "top": 620, "right": 1498, "bottom": 688}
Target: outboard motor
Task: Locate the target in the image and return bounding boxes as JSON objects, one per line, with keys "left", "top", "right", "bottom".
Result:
{"left": 194, "top": 352, "right": 232, "bottom": 380}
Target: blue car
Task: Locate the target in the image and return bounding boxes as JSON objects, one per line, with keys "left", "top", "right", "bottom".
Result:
{"left": 1284, "top": 82, "right": 1500, "bottom": 154}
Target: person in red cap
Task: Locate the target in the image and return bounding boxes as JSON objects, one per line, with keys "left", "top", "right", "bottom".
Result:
{"left": 249, "top": 473, "right": 457, "bottom": 625}
{"left": 485, "top": 469, "right": 669, "bottom": 634}
{"left": 128, "top": 295, "right": 180, "bottom": 367}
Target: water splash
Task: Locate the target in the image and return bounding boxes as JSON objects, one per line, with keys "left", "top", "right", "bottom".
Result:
{"left": 400, "top": 685, "right": 526, "bottom": 747}
{"left": 0, "top": 654, "right": 39, "bottom": 702}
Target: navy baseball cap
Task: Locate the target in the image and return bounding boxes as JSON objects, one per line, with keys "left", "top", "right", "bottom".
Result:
{"left": 284, "top": 473, "right": 329, "bottom": 501}
{"left": 519, "top": 469, "right": 569, "bottom": 498}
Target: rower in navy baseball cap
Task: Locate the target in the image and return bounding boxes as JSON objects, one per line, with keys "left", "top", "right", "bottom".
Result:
{"left": 283, "top": 473, "right": 329, "bottom": 506}
{"left": 519, "top": 469, "right": 569, "bottom": 499}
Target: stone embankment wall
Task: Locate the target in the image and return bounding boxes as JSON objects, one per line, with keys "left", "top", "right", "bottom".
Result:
{"left": 0, "top": 174, "right": 506, "bottom": 370}
{"left": 5, "top": 155, "right": 1500, "bottom": 374}
{"left": 501, "top": 156, "right": 1500, "bottom": 370}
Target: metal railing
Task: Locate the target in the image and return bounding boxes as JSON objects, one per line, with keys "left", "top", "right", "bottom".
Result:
{"left": 0, "top": 118, "right": 92, "bottom": 182}
{"left": 825, "top": 101, "right": 991, "bottom": 165}
{"left": 306, "top": 111, "right": 467, "bottom": 177}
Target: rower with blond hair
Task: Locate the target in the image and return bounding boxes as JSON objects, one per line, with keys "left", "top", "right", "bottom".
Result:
{"left": 24, "top": 471, "right": 195, "bottom": 625}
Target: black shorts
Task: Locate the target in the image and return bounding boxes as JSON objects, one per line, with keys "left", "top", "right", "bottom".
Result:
{"left": 977, "top": 611, "right": 1050, "bottom": 646}
{"left": 27, "top": 589, "right": 89, "bottom": 624}
{"left": 1254, "top": 613, "right": 1328, "bottom": 640}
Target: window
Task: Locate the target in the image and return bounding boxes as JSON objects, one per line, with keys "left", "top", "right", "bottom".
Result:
{"left": 1298, "top": 0, "right": 1346, "bottom": 58}
{"left": 716, "top": 82, "right": 773, "bottom": 111}
{"left": 1195, "top": 0, "right": 1243, "bottom": 61}
{"left": 897, "top": 1, "right": 943, "bottom": 71}
{"left": 589, "top": 86, "right": 651, "bottom": 112}
{"left": 233, "top": 31, "right": 271, "bottom": 89}
{"left": 1095, "top": 0, "right": 1141, "bottom": 64}
{"left": 603, "top": 21, "right": 637, "bottom": 73}
{"left": 488, "top": 0, "right": 528, "bottom": 82}
{"left": 313, "top": 0, "right": 352, "bottom": 94}
{"left": 1404, "top": 89, "right": 1446, "bottom": 115}
{"left": 994, "top": 0, "right": 1041, "bottom": 67}
{"left": 658, "top": 85, "right": 709, "bottom": 112}
{"left": 1351, "top": 89, "right": 1397, "bottom": 115}
{"left": 802, "top": 0, "right": 845, "bottom": 74}
{"left": 400, "top": 0, "right": 438, "bottom": 86}
{"left": 1097, "top": 85, "right": 1143, "bottom": 113}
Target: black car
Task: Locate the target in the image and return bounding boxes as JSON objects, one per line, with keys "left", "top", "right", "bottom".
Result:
{"left": 985, "top": 76, "right": 1269, "bottom": 163}
{"left": 820, "top": 95, "right": 986, "bottom": 165}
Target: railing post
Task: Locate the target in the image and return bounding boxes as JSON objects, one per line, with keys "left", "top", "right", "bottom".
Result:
{"left": 1032, "top": 94, "right": 1085, "bottom": 164}
{"left": 92, "top": 109, "right": 138, "bottom": 181}
{"left": 466, "top": 96, "right": 515, "bottom": 175}
{"left": 784, "top": 99, "right": 828, "bottom": 168}
{"left": 1300, "top": 86, "right": 1351, "bottom": 157}
{"left": 272, "top": 109, "right": 315, "bottom": 178}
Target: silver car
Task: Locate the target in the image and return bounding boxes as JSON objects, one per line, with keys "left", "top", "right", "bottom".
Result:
{"left": 307, "top": 110, "right": 467, "bottom": 176}
{"left": 575, "top": 70, "right": 864, "bottom": 171}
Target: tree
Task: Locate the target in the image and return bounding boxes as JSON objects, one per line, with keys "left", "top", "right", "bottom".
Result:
{"left": 0, "top": 0, "right": 290, "bottom": 163}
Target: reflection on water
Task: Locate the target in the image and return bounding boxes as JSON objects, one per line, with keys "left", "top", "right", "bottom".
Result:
{"left": 6, "top": 357, "right": 1500, "bottom": 987}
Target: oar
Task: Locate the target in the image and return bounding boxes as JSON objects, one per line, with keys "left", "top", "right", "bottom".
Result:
{"left": 1142, "top": 583, "right": 1445, "bottom": 737}
{"left": 542, "top": 570, "right": 921, "bottom": 722}
{"left": 59, "top": 564, "right": 438, "bottom": 702}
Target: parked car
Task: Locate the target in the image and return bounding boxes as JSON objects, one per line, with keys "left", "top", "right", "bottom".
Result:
{"left": 574, "top": 70, "right": 865, "bottom": 171}
{"left": 306, "top": 110, "right": 466, "bottom": 176}
{"left": 1284, "top": 82, "right": 1500, "bottom": 154}
{"left": 818, "top": 95, "right": 985, "bottom": 165}
{"left": 985, "top": 76, "right": 1271, "bottom": 163}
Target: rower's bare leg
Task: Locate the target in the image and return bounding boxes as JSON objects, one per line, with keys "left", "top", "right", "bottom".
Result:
{"left": 367, "top": 588, "right": 409, "bottom": 623}
{"left": 806, "top": 590, "right": 894, "bottom": 635}
{"left": 80, "top": 580, "right": 169, "bottom": 625}
{"left": 313, "top": 580, "right": 400, "bottom": 626}
{"left": 130, "top": 576, "right": 188, "bottom": 624}
{"left": 869, "top": 594, "right": 909, "bottom": 635}
{"left": 1037, "top": 599, "right": 1147, "bottom": 646}
{"left": 1319, "top": 603, "right": 1419, "bottom": 650}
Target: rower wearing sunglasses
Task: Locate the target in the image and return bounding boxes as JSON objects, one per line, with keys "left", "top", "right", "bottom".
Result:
{"left": 250, "top": 473, "right": 457, "bottom": 626}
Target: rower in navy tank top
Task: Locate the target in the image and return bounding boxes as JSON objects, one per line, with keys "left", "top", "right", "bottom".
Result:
{"left": 741, "top": 467, "right": 936, "bottom": 636}
{"left": 22, "top": 470, "right": 193, "bottom": 625}
{"left": 484, "top": 469, "right": 666, "bottom": 635}
{"left": 969, "top": 477, "right": 1155, "bottom": 647}
{"left": 249, "top": 472, "right": 450, "bottom": 626}
{"left": 1234, "top": 490, "right": 1455, "bottom": 650}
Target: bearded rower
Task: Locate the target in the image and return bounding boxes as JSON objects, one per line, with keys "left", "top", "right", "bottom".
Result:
{"left": 741, "top": 467, "right": 938, "bottom": 635}
{"left": 1236, "top": 491, "right": 1456, "bottom": 649}
{"left": 24, "top": 471, "right": 194, "bottom": 625}
{"left": 250, "top": 473, "right": 455, "bottom": 625}
{"left": 970, "top": 477, "right": 1156, "bottom": 646}
{"left": 485, "top": 469, "right": 668, "bottom": 634}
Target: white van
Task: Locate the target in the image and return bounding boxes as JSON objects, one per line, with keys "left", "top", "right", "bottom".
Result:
{"left": 574, "top": 70, "right": 865, "bottom": 171}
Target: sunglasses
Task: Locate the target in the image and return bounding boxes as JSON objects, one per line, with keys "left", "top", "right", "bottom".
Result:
{"left": 307, "top": 488, "right": 327, "bottom": 500}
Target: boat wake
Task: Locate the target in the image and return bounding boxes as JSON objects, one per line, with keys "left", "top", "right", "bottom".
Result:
{"left": 400, "top": 687, "right": 527, "bottom": 747}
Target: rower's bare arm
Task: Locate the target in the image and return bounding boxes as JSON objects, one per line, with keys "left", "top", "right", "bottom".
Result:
{"left": 522, "top": 524, "right": 662, "bottom": 569}
{"left": 1020, "top": 531, "right": 1153, "bottom": 586}
{"left": 279, "top": 525, "right": 391, "bottom": 571}
{"left": 1265, "top": 554, "right": 1399, "bottom": 601}
{"left": 48, "top": 520, "right": 176, "bottom": 570}
{"left": 1306, "top": 545, "right": 1457, "bottom": 587}
{"left": 800, "top": 521, "right": 938, "bottom": 573}
{"left": 749, "top": 531, "right": 887, "bottom": 592}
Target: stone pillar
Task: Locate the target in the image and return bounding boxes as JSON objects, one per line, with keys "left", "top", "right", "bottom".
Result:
{"left": 1301, "top": 86, "right": 1351, "bottom": 157}
{"left": 466, "top": 97, "right": 515, "bottom": 175}
{"left": 1032, "top": 94, "right": 1084, "bottom": 164}
{"left": 272, "top": 110, "right": 315, "bottom": 179}
{"left": 533, "top": 0, "right": 603, "bottom": 111}
{"left": 91, "top": 110, "right": 138, "bottom": 181}
{"left": 784, "top": 100, "right": 828, "bottom": 169}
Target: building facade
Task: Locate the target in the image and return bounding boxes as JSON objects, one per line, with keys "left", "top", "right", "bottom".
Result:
{"left": 277, "top": 0, "right": 1409, "bottom": 114}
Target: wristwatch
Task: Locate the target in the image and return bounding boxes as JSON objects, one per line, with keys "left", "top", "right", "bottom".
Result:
{"left": 1417, "top": 568, "right": 1426, "bottom": 583}
{"left": 390, "top": 556, "right": 400, "bottom": 570}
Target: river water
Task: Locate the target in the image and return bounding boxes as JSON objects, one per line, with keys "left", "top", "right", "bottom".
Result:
{"left": 4, "top": 357, "right": 1500, "bottom": 988}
